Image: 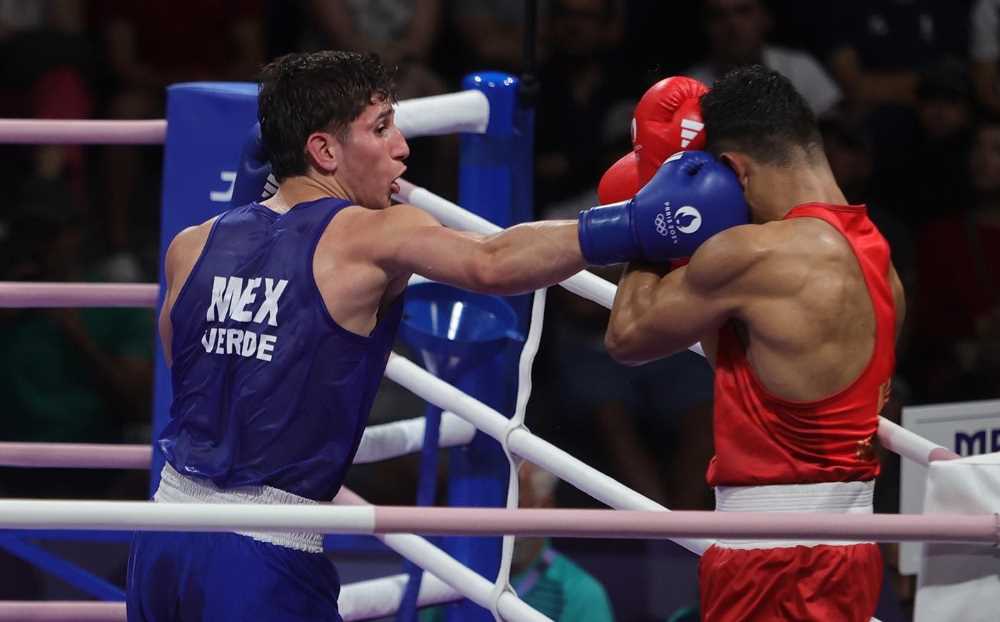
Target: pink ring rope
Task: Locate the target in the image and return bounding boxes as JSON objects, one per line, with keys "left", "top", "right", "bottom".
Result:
{"left": 0, "top": 495, "right": 995, "bottom": 545}
{"left": 0, "top": 443, "right": 150, "bottom": 469}
{"left": 0, "top": 119, "right": 165, "bottom": 144}
{"left": 0, "top": 602, "right": 124, "bottom": 622}
{"left": 0, "top": 283, "right": 158, "bottom": 308}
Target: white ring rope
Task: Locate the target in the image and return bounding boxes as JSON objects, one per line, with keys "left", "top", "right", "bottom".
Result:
{"left": 0, "top": 572, "right": 461, "bottom": 622}
{"left": 0, "top": 90, "right": 490, "bottom": 146}
{"left": 385, "top": 352, "right": 715, "bottom": 555}
{"left": 877, "top": 416, "right": 959, "bottom": 465}
{"left": 0, "top": 412, "right": 476, "bottom": 469}
{"left": 334, "top": 488, "right": 550, "bottom": 622}
{"left": 394, "top": 90, "right": 490, "bottom": 137}
{"left": 337, "top": 572, "right": 461, "bottom": 620}
{"left": 354, "top": 411, "right": 476, "bottom": 464}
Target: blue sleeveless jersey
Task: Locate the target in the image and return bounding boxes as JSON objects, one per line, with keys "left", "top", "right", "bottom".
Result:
{"left": 160, "top": 198, "right": 402, "bottom": 501}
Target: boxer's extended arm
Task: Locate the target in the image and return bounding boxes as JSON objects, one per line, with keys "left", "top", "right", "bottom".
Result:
{"left": 606, "top": 225, "right": 761, "bottom": 365}
{"left": 377, "top": 203, "right": 585, "bottom": 295}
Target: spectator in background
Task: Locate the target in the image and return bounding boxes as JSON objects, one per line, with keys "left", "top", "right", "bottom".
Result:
{"left": 819, "top": 114, "right": 916, "bottom": 296}
{"left": 510, "top": 462, "right": 614, "bottom": 621}
{"left": 535, "top": 0, "right": 628, "bottom": 208}
{"left": 0, "top": 0, "right": 92, "bottom": 212}
{"left": 99, "top": 1, "right": 264, "bottom": 280}
{"left": 307, "top": 0, "right": 445, "bottom": 100}
{"left": 911, "top": 116, "right": 1000, "bottom": 402}
{"left": 451, "top": 0, "right": 543, "bottom": 75}
{"left": 0, "top": 189, "right": 154, "bottom": 499}
{"left": 970, "top": 0, "right": 1000, "bottom": 115}
{"left": 827, "top": 0, "right": 970, "bottom": 113}
{"left": 685, "top": 0, "right": 841, "bottom": 117}
{"left": 908, "top": 59, "right": 975, "bottom": 223}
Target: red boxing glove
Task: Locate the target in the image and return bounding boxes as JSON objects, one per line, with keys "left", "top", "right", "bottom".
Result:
{"left": 598, "top": 76, "right": 709, "bottom": 205}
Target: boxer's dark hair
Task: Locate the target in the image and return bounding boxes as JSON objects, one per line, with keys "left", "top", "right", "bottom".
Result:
{"left": 258, "top": 51, "right": 397, "bottom": 180}
{"left": 701, "top": 65, "right": 822, "bottom": 165}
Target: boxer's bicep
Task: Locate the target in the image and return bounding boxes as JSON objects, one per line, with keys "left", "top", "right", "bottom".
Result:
{"left": 375, "top": 203, "right": 496, "bottom": 290}
{"left": 605, "top": 267, "right": 728, "bottom": 365}
{"left": 606, "top": 228, "right": 758, "bottom": 365}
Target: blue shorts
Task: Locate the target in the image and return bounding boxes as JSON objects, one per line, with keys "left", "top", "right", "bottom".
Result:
{"left": 126, "top": 531, "right": 342, "bottom": 621}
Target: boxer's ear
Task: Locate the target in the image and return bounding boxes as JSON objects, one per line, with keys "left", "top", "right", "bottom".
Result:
{"left": 305, "top": 131, "right": 338, "bottom": 174}
{"left": 719, "top": 152, "right": 750, "bottom": 192}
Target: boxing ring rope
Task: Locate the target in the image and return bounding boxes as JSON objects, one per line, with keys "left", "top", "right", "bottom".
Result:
{"left": 0, "top": 120, "right": 166, "bottom": 144}
{"left": 0, "top": 283, "right": 158, "bottom": 308}
{"left": 335, "top": 488, "right": 549, "bottom": 622}
{"left": 0, "top": 413, "right": 476, "bottom": 469}
{"left": 0, "top": 570, "right": 459, "bottom": 622}
{"left": 0, "top": 89, "right": 489, "bottom": 145}
{"left": 878, "top": 416, "right": 960, "bottom": 465}
{"left": 0, "top": 498, "right": 995, "bottom": 544}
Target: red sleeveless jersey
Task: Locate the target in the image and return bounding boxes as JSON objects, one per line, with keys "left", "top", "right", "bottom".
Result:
{"left": 707, "top": 203, "right": 895, "bottom": 487}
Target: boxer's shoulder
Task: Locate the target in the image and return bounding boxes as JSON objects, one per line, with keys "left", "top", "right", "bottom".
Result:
{"left": 165, "top": 216, "right": 219, "bottom": 273}
{"left": 685, "top": 224, "right": 770, "bottom": 291}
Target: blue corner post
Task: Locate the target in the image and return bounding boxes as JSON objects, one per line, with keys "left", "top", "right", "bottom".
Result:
{"left": 151, "top": 82, "right": 259, "bottom": 495}
{"left": 440, "top": 72, "right": 534, "bottom": 621}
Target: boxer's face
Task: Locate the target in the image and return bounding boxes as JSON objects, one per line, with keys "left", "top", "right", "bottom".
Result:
{"left": 335, "top": 97, "right": 409, "bottom": 210}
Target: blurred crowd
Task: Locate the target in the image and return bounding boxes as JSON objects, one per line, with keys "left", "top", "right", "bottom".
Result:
{"left": 1, "top": 0, "right": 999, "bottom": 618}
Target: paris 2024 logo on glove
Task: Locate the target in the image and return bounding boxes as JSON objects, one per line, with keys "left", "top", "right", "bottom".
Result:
{"left": 654, "top": 204, "right": 703, "bottom": 244}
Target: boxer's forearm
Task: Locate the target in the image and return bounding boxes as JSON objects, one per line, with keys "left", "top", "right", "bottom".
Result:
{"left": 478, "top": 220, "right": 586, "bottom": 295}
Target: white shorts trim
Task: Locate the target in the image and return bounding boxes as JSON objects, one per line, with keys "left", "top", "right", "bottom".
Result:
{"left": 714, "top": 480, "right": 875, "bottom": 550}
{"left": 154, "top": 462, "right": 324, "bottom": 553}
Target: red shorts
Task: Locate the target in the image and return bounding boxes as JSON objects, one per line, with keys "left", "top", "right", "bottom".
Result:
{"left": 699, "top": 542, "right": 882, "bottom": 621}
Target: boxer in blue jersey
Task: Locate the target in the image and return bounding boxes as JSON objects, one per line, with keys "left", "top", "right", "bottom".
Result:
{"left": 126, "top": 50, "right": 748, "bottom": 621}
{"left": 125, "top": 51, "right": 594, "bottom": 622}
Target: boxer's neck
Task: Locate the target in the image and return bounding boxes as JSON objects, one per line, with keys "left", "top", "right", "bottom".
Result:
{"left": 264, "top": 174, "right": 352, "bottom": 214}
{"left": 749, "top": 160, "right": 847, "bottom": 223}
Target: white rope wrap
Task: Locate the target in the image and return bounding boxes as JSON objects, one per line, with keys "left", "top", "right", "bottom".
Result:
{"left": 333, "top": 488, "right": 550, "bottom": 622}
{"left": 353, "top": 412, "right": 475, "bottom": 464}
{"left": 338, "top": 572, "right": 460, "bottom": 619}
{"left": 395, "top": 90, "right": 490, "bottom": 137}
{"left": 0, "top": 573, "right": 462, "bottom": 622}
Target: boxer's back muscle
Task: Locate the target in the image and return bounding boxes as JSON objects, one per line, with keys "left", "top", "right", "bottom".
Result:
{"left": 735, "top": 217, "right": 901, "bottom": 402}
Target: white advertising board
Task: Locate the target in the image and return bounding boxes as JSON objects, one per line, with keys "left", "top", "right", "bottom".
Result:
{"left": 898, "top": 399, "right": 1000, "bottom": 575}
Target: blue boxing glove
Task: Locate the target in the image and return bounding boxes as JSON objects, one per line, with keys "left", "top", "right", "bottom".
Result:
{"left": 230, "top": 122, "right": 278, "bottom": 208}
{"left": 578, "top": 151, "right": 749, "bottom": 265}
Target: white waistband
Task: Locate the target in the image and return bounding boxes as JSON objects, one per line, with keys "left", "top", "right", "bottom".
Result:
{"left": 713, "top": 480, "right": 875, "bottom": 550}
{"left": 154, "top": 463, "right": 324, "bottom": 553}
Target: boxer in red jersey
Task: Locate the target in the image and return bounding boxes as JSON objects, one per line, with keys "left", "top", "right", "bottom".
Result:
{"left": 604, "top": 65, "right": 905, "bottom": 621}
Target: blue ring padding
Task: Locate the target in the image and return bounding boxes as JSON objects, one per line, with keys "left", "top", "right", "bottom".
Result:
{"left": 457, "top": 135, "right": 518, "bottom": 166}
{"left": 0, "top": 536, "right": 125, "bottom": 601}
